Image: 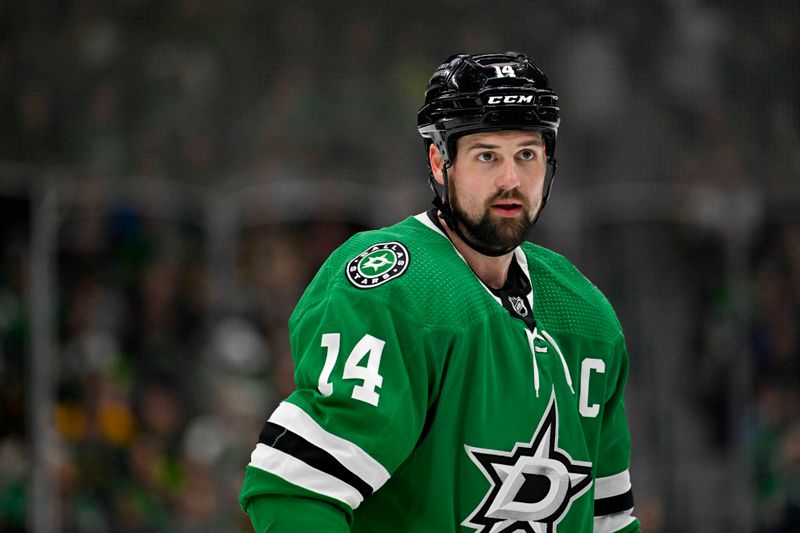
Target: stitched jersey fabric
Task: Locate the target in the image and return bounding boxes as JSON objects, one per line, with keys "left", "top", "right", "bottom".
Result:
{"left": 240, "top": 212, "right": 640, "bottom": 533}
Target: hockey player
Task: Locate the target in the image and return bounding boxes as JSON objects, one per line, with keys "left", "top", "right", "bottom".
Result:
{"left": 240, "top": 51, "right": 641, "bottom": 532}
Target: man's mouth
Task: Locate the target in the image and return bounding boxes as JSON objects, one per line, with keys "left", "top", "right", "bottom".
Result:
{"left": 490, "top": 201, "right": 524, "bottom": 217}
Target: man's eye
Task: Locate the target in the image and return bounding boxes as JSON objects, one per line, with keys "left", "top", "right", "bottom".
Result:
{"left": 518, "top": 149, "right": 536, "bottom": 161}
{"left": 477, "top": 152, "right": 494, "bottom": 162}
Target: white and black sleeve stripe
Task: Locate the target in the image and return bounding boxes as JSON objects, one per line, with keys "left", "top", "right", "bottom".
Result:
{"left": 248, "top": 402, "right": 390, "bottom": 510}
{"left": 593, "top": 469, "right": 636, "bottom": 532}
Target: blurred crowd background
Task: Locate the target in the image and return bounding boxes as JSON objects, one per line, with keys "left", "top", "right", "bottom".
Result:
{"left": 1, "top": 1, "right": 798, "bottom": 532}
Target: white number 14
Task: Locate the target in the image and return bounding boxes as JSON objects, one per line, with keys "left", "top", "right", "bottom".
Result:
{"left": 494, "top": 65, "right": 516, "bottom": 78}
{"left": 318, "top": 333, "right": 385, "bottom": 406}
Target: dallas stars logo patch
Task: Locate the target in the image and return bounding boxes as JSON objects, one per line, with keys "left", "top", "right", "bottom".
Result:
{"left": 346, "top": 242, "right": 410, "bottom": 289}
{"left": 463, "top": 392, "right": 593, "bottom": 533}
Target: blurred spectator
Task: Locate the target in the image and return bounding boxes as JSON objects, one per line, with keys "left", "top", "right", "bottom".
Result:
{"left": 751, "top": 221, "right": 800, "bottom": 533}
{"left": 0, "top": 2, "right": 797, "bottom": 532}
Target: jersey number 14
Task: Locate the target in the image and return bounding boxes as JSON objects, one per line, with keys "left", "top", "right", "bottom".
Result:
{"left": 318, "top": 333, "right": 385, "bottom": 407}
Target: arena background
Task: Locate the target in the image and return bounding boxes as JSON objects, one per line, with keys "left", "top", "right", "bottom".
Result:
{"left": 1, "top": 2, "right": 798, "bottom": 531}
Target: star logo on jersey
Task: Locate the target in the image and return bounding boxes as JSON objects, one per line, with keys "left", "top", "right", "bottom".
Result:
{"left": 463, "top": 392, "right": 593, "bottom": 533}
{"left": 362, "top": 253, "right": 393, "bottom": 272}
{"left": 346, "top": 242, "right": 410, "bottom": 289}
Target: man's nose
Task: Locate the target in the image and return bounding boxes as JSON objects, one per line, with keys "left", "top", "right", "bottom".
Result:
{"left": 496, "top": 160, "right": 521, "bottom": 190}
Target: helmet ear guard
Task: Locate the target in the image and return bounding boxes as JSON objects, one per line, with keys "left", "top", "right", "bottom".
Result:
{"left": 417, "top": 52, "right": 560, "bottom": 255}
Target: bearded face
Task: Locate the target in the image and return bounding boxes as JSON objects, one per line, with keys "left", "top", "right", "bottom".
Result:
{"left": 430, "top": 130, "right": 548, "bottom": 255}
{"left": 448, "top": 173, "right": 538, "bottom": 253}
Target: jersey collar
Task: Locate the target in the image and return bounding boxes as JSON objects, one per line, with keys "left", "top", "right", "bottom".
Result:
{"left": 413, "top": 211, "right": 536, "bottom": 327}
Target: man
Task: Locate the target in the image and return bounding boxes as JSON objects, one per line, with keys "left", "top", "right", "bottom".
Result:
{"left": 240, "top": 52, "right": 641, "bottom": 532}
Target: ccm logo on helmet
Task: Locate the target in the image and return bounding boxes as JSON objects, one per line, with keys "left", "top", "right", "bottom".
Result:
{"left": 487, "top": 95, "right": 534, "bottom": 104}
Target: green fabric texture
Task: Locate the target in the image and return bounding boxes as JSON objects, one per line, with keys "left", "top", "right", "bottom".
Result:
{"left": 241, "top": 214, "right": 640, "bottom": 532}
{"left": 246, "top": 494, "right": 348, "bottom": 533}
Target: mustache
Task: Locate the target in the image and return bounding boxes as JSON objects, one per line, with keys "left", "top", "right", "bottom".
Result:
{"left": 486, "top": 190, "right": 531, "bottom": 209}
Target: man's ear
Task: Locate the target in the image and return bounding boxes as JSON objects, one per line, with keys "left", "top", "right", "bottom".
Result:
{"left": 428, "top": 143, "right": 445, "bottom": 186}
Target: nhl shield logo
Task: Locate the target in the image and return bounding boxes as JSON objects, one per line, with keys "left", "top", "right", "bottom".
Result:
{"left": 346, "top": 242, "right": 410, "bottom": 289}
{"left": 509, "top": 296, "right": 528, "bottom": 317}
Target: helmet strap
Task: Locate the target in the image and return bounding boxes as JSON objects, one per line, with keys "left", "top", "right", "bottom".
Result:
{"left": 431, "top": 163, "right": 516, "bottom": 257}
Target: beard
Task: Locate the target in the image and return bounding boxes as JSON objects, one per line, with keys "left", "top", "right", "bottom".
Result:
{"left": 448, "top": 176, "right": 537, "bottom": 254}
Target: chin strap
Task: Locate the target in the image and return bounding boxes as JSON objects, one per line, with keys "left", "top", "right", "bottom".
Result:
{"left": 430, "top": 164, "right": 515, "bottom": 257}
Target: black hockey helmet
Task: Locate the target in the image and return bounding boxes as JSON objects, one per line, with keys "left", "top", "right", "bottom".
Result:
{"left": 417, "top": 52, "right": 560, "bottom": 256}
{"left": 417, "top": 52, "right": 560, "bottom": 167}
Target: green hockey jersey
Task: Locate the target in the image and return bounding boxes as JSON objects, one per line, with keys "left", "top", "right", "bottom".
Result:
{"left": 240, "top": 212, "right": 641, "bottom": 533}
